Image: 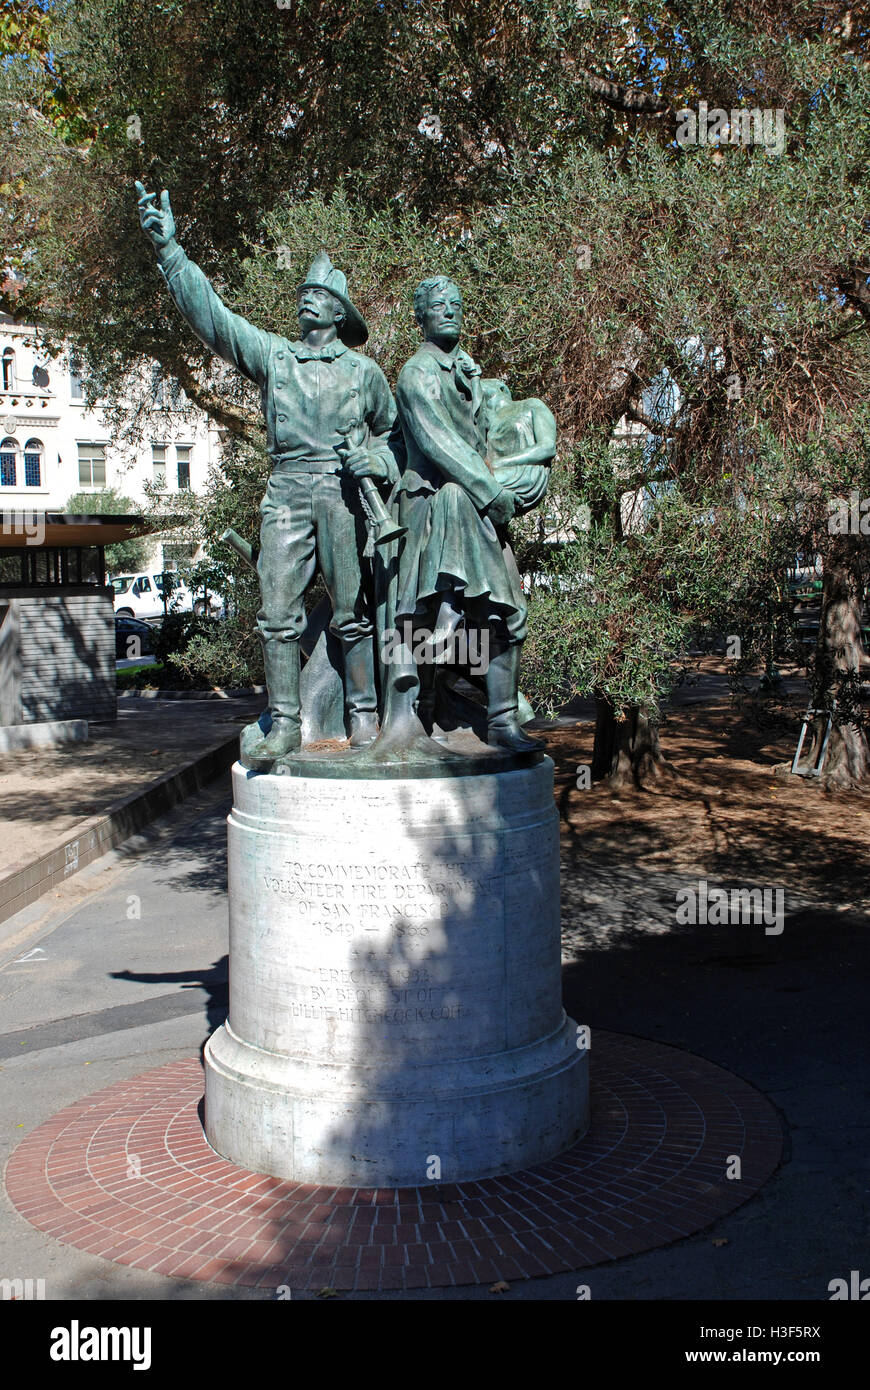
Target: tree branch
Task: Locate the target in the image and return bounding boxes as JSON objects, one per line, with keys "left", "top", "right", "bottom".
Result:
{"left": 833, "top": 263, "right": 870, "bottom": 326}
{"left": 576, "top": 67, "right": 671, "bottom": 116}
{"left": 158, "top": 351, "right": 263, "bottom": 440}
{"left": 0, "top": 100, "right": 90, "bottom": 157}
{"left": 625, "top": 403, "right": 685, "bottom": 438}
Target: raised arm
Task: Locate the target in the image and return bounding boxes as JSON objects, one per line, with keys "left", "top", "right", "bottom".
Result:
{"left": 135, "top": 182, "right": 269, "bottom": 387}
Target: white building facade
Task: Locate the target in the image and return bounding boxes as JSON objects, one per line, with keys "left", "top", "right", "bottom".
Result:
{"left": 0, "top": 314, "right": 220, "bottom": 572}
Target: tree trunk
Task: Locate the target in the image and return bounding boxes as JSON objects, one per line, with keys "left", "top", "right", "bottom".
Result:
{"left": 592, "top": 696, "right": 671, "bottom": 790}
{"left": 794, "top": 711, "right": 869, "bottom": 789}
{"left": 796, "top": 534, "right": 870, "bottom": 790}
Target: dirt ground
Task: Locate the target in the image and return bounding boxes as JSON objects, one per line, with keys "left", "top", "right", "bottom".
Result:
{"left": 547, "top": 690, "right": 870, "bottom": 921}
{"left": 3, "top": 668, "right": 869, "bottom": 919}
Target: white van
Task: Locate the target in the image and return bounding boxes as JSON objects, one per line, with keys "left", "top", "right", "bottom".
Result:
{"left": 110, "top": 572, "right": 193, "bottom": 619}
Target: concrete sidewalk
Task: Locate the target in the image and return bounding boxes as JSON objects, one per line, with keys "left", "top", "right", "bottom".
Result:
{"left": 0, "top": 766, "right": 865, "bottom": 1301}
{"left": 0, "top": 695, "right": 262, "bottom": 924}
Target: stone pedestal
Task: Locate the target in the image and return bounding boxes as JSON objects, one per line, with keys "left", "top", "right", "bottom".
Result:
{"left": 204, "top": 757, "right": 588, "bottom": 1187}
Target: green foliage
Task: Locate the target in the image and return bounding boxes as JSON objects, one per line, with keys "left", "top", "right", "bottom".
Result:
{"left": 168, "top": 623, "right": 262, "bottom": 692}
{"left": 63, "top": 485, "right": 152, "bottom": 572}
{"left": 115, "top": 660, "right": 163, "bottom": 690}
{"left": 6, "top": 0, "right": 869, "bottom": 721}
{"left": 0, "top": 0, "right": 54, "bottom": 61}
{"left": 147, "top": 435, "right": 266, "bottom": 688}
{"left": 523, "top": 555, "right": 690, "bottom": 719}
{"left": 151, "top": 609, "right": 213, "bottom": 665}
{"left": 143, "top": 610, "right": 250, "bottom": 689}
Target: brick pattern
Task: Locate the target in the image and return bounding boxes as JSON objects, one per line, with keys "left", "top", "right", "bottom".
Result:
{"left": 5, "top": 1033, "right": 782, "bottom": 1292}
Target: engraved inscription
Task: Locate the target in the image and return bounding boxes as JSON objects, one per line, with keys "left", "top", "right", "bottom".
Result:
{"left": 287, "top": 1002, "right": 462, "bottom": 1025}
{"left": 258, "top": 860, "right": 497, "bottom": 1026}
{"left": 261, "top": 858, "right": 501, "bottom": 937}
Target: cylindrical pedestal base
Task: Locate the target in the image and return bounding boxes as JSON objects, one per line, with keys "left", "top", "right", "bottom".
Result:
{"left": 204, "top": 759, "right": 588, "bottom": 1187}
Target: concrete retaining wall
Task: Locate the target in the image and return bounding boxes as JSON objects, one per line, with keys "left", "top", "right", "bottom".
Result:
{"left": 0, "top": 588, "right": 115, "bottom": 723}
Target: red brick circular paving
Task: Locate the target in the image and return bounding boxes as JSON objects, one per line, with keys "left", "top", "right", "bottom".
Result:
{"left": 6, "top": 1032, "right": 782, "bottom": 1292}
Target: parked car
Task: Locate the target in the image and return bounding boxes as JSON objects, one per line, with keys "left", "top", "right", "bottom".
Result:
{"left": 110, "top": 571, "right": 193, "bottom": 619}
{"left": 114, "top": 614, "right": 156, "bottom": 661}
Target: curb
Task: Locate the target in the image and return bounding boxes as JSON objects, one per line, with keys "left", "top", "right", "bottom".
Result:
{"left": 119, "top": 686, "right": 265, "bottom": 701}
{"left": 0, "top": 730, "right": 243, "bottom": 927}
{"left": 0, "top": 719, "right": 88, "bottom": 752}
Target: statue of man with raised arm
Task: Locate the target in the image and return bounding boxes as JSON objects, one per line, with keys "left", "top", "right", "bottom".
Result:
{"left": 135, "top": 183, "right": 399, "bottom": 768}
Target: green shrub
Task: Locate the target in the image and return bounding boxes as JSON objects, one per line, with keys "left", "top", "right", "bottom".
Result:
{"left": 116, "top": 662, "right": 164, "bottom": 690}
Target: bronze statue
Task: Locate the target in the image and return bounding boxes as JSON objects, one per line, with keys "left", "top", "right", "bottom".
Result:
{"left": 389, "top": 276, "right": 541, "bottom": 753}
{"left": 136, "top": 183, "right": 398, "bottom": 769}
{"left": 137, "top": 188, "right": 554, "bottom": 768}
{"left": 482, "top": 379, "right": 556, "bottom": 514}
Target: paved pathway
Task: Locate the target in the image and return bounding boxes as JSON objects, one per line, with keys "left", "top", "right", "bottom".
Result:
{"left": 0, "top": 695, "right": 261, "bottom": 874}
{"left": 0, "top": 767, "right": 864, "bottom": 1300}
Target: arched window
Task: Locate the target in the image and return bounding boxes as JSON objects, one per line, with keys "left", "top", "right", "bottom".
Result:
{"left": 24, "top": 438, "right": 43, "bottom": 488}
{"left": 0, "top": 437, "right": 18, "bottom": 487}
{"left": 1, "top": 349, "right": 15, "bottom": 393}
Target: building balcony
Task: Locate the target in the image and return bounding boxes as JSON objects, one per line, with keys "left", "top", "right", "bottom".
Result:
{"left": 0, "top": 391, "right": 58, "bottom": 424}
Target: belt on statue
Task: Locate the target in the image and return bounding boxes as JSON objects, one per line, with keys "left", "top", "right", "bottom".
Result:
{"left": 270, "top": 454, "right": 343, "bottom": 476}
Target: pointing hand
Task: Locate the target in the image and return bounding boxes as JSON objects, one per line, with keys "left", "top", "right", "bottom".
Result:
{"left": 135, "top": 181, "right": 176, "bottom": 250}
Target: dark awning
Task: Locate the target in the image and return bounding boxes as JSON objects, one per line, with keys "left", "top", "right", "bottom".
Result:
{"left": 0, "top": 514, "right": 181, "bottom": 548}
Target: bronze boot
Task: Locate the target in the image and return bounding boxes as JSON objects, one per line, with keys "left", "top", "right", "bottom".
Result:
{"left": 485, "top": 639, "right": 540, "bottom": 753}
{"left": 342, "top": 636, "right": 379, "bottom": 747}
{"left": 242, "top": 639, "right": 302, "bottom": 768}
